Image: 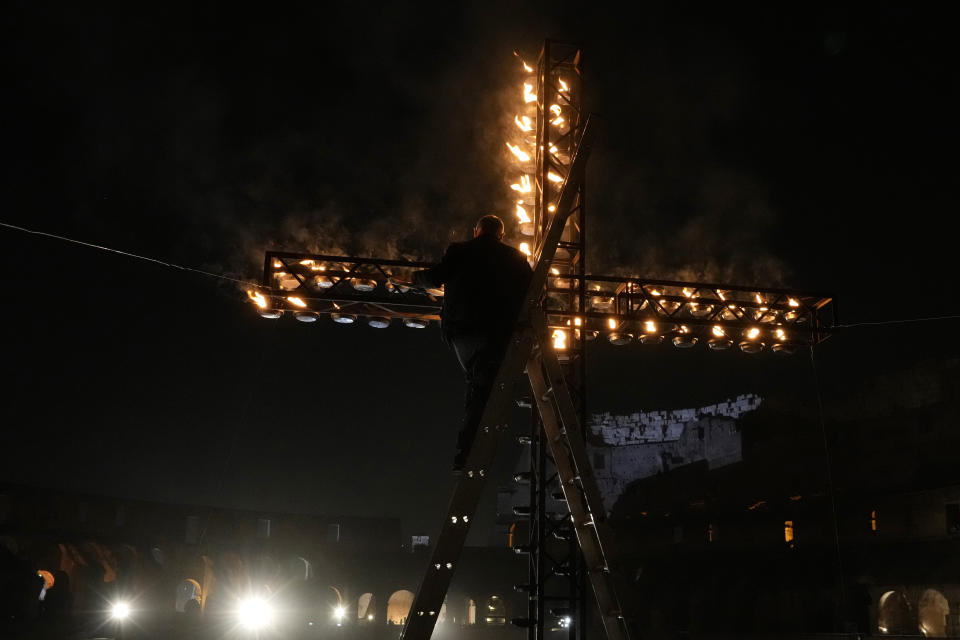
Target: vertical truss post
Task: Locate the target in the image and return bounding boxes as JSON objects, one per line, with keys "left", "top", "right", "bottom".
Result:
{"left": 526, "top": 311, "right": 631, "bottom": 640}
{"left": 528, "top": 39, "right": 588, "bottom": 640}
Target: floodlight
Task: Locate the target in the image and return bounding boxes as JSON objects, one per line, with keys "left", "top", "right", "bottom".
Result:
{"left": 111, "top": 601, "right": 131, "bottom": 620}
{"left": 238, "top": 596, "right": 273, "bottom": 630}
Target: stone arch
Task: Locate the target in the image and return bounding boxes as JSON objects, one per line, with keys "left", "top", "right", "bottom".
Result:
{"left": 918, "top": 588, "right": 949, "bottom": 637}
{"left": 176, "top": 578, "right": 202, "bottom": 613}
{"left": 387, "top": 589, "right": 415, "bottom": 625}
{"left": 290, "top": 556, "right": 313, "bottom": 581}
{"left": 358, "top": 592, "right": 375, "bottom": 620}
{"left": 878, "top": 590, "right": 912, "bottom": 635}
{"left": 37, "top": 570, "right": 55, "bottom": 590}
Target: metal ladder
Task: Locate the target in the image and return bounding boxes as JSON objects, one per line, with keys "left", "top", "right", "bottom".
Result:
{"left": 401, "top": 117, "right": 631, "bottom": 640}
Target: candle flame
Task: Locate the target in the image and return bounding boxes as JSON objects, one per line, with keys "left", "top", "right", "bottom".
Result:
{"left": 574, "top": 317, "right": 582, "bottom": 327}
{"left": 747, "top": 327, "right": 760, "bottom": 339}
{"left": 515, "top": 204, "right": 531, "bottom": 223}
{"left": 608, "top": 318, "right": 617, "bottom": 330}
{"left": 272, "top": 260, "right": 283, "bottom": 268}
{"left": 682, "top": 287, "right": 694, "bottom": 298}
{"left": 247, "top": 290, "right": 267, "bottom": 309}
{"left": 510, "top": 175, "right": 532, "bottom": 194}
{"left": 788, "top": 298, "right": 799, "bottom": 307}
{"left": 514, "top": 115, "right": 533, "bottom": 132}
{"left": 775, "top": 328, "right": 787, "bottom": 340}
{"left": 506, "top": 143, "right": 531, "bottom": 162}
{"left": 547, "top": 171, "right": 563, "bottom": 183}
{"left": 550, "top": 267, "right": 560, "bottom": 275}
{"left": 523, "top": 61, "right": 533, "bottom": 73}
{"left": 549, "top": 104, "right": 565, "bottom": 125}
{"left": 558, "top": 78, "right": 569, "bottom": 93}
{"left": 519, "top": 242, "right": 532, "bottom": 257}
{"left": 712, "top": 325, "right": 725, "bottom": 337}
{"left": 523, "top": 83, "right": 536, "bottom": 103}
{"left": 644, "top": 320, "right": 656, "bottom": 333}
{"left": 287, "top": 296, "right": 307, "bottom": 308}
{"left": 547, "top": 204, "right": 556, "bottom": 212}
{"left": 552, "top": 329, "right": 567, "bottom": 350}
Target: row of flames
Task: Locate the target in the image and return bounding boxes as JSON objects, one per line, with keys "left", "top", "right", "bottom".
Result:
{"left": 551, "top": 320, "right": 794, "bottom": 352}
{"left": 506, "top": 54, "right": 570, "bottom": 260}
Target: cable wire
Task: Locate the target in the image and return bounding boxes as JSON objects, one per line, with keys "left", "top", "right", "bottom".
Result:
{"left": 0, "top": 220, "right": 256, "bottom": 287}
{"left": 4, "top": 219, "right": 958, "bottom": 331}
{"left": 835, "top": 315, "right": 960, "bottom": 328}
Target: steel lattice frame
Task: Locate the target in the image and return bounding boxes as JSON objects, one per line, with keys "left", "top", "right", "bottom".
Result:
{"left": 254, "top": 256, "right": 832, "bottom": 353}
{"left": 250, "top": 40, "right": 835, "bottom": 640}
{"left": 529, "top": 40, "right": 588, "bottom": 640}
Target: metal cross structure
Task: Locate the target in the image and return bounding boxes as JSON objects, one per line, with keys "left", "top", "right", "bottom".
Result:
{"left": 247, "top": 41, "right": 835, "bottom": 640}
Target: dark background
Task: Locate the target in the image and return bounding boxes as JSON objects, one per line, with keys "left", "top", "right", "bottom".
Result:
{"left": 1, "top": 2, "right": 956, "bottom": 543}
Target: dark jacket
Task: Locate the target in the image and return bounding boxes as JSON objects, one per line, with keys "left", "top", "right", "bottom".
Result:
{"left": 414, "top": 234, "right": 533, "bottom": 342}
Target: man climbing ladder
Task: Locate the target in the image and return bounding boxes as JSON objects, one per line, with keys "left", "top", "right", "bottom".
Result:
{"left": 412, "top": 214, "right": 532, "bottom": 474}
{"left": 398, "top": 118, "right": 634, "bottom": 640}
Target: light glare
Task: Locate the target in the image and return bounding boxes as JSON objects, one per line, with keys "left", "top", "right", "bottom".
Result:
{"left": 238, "top": 597, "right": 273, "bottom": 630}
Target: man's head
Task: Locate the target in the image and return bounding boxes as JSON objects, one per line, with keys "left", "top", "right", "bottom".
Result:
{"left": 474, "top": 214, "right": 505, "bottom": 240}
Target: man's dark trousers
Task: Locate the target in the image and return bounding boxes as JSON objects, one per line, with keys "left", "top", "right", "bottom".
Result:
{"left": 449, "top": 330, "right": 510, "bottom": 460}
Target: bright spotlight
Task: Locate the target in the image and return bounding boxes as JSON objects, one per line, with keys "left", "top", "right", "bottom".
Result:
{"left": 334, "top": 605, "right": 346, "bottom": 621}
{"left": 238, "top": 596, "right": 273, "bottom": 630}
{"left": 111, "top": 601, "right": 131, "bottom": 620}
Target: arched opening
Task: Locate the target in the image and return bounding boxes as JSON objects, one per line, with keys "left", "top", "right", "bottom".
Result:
{"left": 287, "top": 556, "right": 313, "bottom": 581}
{"left": 37, "top": 570, "right": 55, "bottom": 590}
{"left": 466, "top": 598, "right": 476, "bottom": 625}
{"left": 37, "top": 569, "right": 54, "bottom": 602}
{"left": 358, "top": 592, "right": 375, "bottom": 621}
{"left": 878, "top": 590, "right": 912, "bottom": 635}
{"left": 175, "top": 578, "right": 202, "bottom": 613}
{"left": 918, "top": 589, "right": 949, "bottom": 637}
{"left": 329, "top": 586, "right": 348, "bottom": 625}
{"left": 485, "top": 594, "right": 506, "bottom": 625}
{"left": 387, "top": 590, "right": 414, "bottom": 625}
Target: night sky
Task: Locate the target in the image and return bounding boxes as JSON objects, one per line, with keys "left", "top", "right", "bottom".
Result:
{"left": 2, "top": 3, "right": 956, "bottom": 543}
